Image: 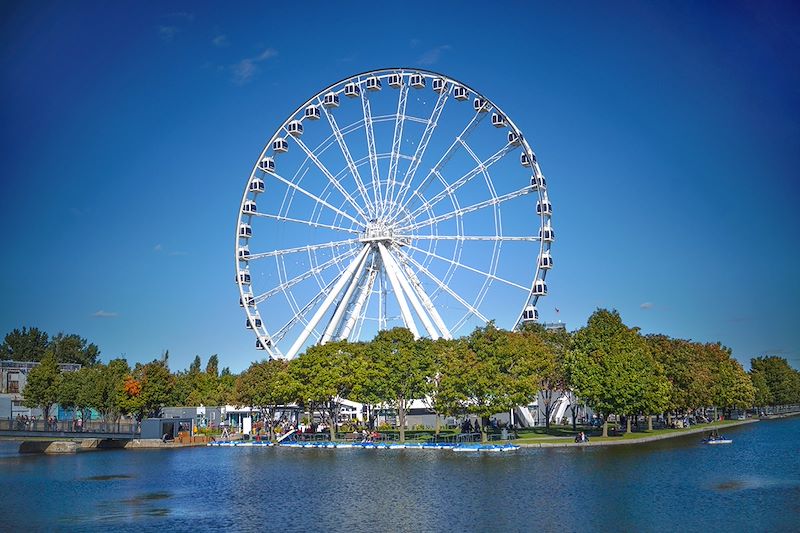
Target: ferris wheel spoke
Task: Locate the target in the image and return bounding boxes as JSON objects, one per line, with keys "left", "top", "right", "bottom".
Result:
{"left": 397, "top": 234, "right": 539, "bottom": 242}
{"left": 270, "top": 275, "right": 339, "bottom": 344}
{"left": 285, "top": 134, "right": 370, "bottom": 222}
{"left": 266, "top": 166, "right": 364, "bottom": 228}
{"left": 394, "top": 247, "right": 490, "bottom": 324}
{"left": 388, "top": 84, "right": 451, "bottom": 218}
{"left": 319, "top": 102, "right": 374, "bottom": 217}
{"left": 400, "top": 142, "right": 516, "bottom": 225}
{"left": 382, "top": 245, "right": 442, "bottom": 339}
{"left": 254, "top": 246, "right": 361, "bottom": 304}
{"left": 396, "top": 257, "right": 452, "bottom": 339}
{"left": 394, "top": 108, "right": 489, "bottom": 216}
{"left": 384, "top": 84, "right": 409, "bottom": 218}
{"left": 399, "top": 184, "right": 536, "bottom": 233}
{"left": 359, "top": 86, "right": 382, "bottom": 216}
{"left": 403, "top": 241, "right": 529, "bottom": 292}
{"left": 321, "top": 247, "right": 371, "bottom": 343}
{"left": 286, "top": 245, "right": 371, "bottom": 359}
{"left": 247, "top": 238, "right": 357, "bottom": 262}
{"left": 338, "top": 263, "right": 378, "bottom": 341}
{"left": 252, "top": 211, "right": 361, "bottom": 235}
{"left": 377, "top": 243, "right": 420, "bottom": 338}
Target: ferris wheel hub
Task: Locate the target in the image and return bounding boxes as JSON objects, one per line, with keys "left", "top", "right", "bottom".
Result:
{"left": 359, "top": 219, "right": 397, "bottom": 243}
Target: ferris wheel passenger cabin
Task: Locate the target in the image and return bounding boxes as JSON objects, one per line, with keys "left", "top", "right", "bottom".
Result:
{"left": 536, "top": 198, "right": 552, "bottom": 216}
{"left": 474, "top": 97, "right": 489, "bottom": 112}
{"left": 323, "top": 92, "right": 340, "bottom": 108}
{"left": 238, "top": 224, "right": 252, "bottom": 239}
{"left": 344, "top": 83, "right": 360, "bottom": 98}
{"left": 237, "top": 270, "right": 251, "bottom": 285}
{"left": 533, "top": 279, "right": 548, "bottom": 296}
{"left": 249, "top": 178, "right": 265, "bottom": 194}
{"left": 410, "top": 74, "right": 425, "bottom": 88}
{"left": 432, "top": 78, "right": 446, "bottom": 93}
{"left": 246, "top": 317, "right": 262, "bottom": 329}
{"left": 242, "top": 201, "right": 257, "bottom": 215}
{"left": 366, "top": 76, "right": 381, "bottom": 91}
{"left": 272, "top": 138, "right": 288, "bottom": 153}
{"left": 539, "top": 225, "right": 555, "bottom": 242}
{"left": 258, "top": 157, "right": 275, "bottom": 172}
{"left": 522, "top": 305, "right": 539, "bottom": 323}
{"left": 454, "top": 86, "right": 469, "bottom": 100}
{"left": 492, "top": 113, "right": 506, "bottom": 128}
{"left": 287, "top": 120, "right": 303, "bottom": 136}
{"left": 388, "top": 73, "right": 402, "bottom": 88}
{"left": 508, "top": 131, "right": 522, "bottom": 146}
{"left": 539, "top": 252, "right": 553, "bottom": 269}
{"left": 305, "top": 105, "right": 320, "bottom": 120}
{"left": 237, "top": 246, "right": 250, "bottom": 261}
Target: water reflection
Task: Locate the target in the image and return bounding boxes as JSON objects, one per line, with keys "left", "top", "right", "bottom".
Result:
{"left": 0, "top": 418, "right": 797, "bottom": 532}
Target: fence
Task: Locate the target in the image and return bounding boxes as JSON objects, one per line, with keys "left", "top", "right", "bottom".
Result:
{"left": 1, "top": 418, "right": 139, "bottom": 434}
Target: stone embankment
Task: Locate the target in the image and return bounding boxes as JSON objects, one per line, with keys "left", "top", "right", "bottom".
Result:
{"left": 519, "top": 419, "right": 758, "bottom": 448}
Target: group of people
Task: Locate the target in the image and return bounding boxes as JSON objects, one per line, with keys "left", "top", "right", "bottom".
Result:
{"left": 13, "top": 414, "right": 83, "bottom": 432}
{"left": 574, "top": 431, "right": 589, "bottom": 443}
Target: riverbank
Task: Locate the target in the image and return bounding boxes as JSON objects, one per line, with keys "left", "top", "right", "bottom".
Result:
{"left": 517, "top": 418, "right": 758, "bottom": 448}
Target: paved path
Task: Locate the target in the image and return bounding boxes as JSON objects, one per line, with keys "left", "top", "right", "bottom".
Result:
{"left": 518, "top": 419, "right": 758, "bottom": 448}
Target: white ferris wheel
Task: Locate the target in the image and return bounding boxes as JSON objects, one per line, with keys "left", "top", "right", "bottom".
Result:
{"left": 236, "top": 68, "right": 554, "bottom": 359}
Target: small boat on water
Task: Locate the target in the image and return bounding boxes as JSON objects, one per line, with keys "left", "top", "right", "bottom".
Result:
{"left": 702, "top": 431, "right": 733, "bottom": 445}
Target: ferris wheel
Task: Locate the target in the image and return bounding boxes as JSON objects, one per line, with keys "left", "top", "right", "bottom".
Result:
{"left": 236, "top": 68, "right": 553, "bottom": 359}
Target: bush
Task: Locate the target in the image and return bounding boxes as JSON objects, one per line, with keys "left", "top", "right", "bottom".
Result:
{"left": 377, "top": 422, "right": 393, "bottom": 431}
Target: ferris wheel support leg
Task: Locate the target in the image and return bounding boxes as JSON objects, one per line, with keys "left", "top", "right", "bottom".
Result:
{"left": 339, "top": 266, "right": 377, "bottom": 341}
{"left": 285, "top": 245, "right": 371, "bottom": 359}
{"left": 380, "top": 245, "right": 440, "bottom": 340}
{"left": 399, "top": 261, "right": 452, "bottom": 340}
{"left": 321, "top": 249, "right": 370, "bottom": 344}
{"left": 377, "top": 243, "right": 420, "bottom": 339}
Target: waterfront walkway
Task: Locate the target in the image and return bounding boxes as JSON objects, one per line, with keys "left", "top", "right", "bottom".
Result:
{"left": 518, "top": 419, "right": 758, "bottom": 448}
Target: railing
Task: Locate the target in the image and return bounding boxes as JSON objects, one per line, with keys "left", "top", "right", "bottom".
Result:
{"left": 1, "top": 418, "right": 139, "bottom": 434}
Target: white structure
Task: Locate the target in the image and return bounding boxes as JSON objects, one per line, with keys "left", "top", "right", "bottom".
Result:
{"left": 236, "top": 68, "right": 554, "bottom": 358}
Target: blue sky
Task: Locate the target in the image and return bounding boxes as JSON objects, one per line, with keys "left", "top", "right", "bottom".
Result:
{"left": 1, "top": 1, "right": 798, "bottom": 372}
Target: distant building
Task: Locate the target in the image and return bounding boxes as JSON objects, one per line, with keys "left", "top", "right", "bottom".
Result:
{"left": 0, "top": 360, "right": 81, "bottom": 418}
{"left": 543, "top": 321, "right": 567, "bottom": 332}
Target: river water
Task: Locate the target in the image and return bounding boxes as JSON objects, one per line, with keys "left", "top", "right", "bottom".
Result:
{"left": 1, "top": 417, "right": 798, "bottom": 532}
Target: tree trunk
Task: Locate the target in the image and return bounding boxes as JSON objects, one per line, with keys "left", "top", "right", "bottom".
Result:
{"left": 478, "top": 418, "right": 487, "bottom": 443}
{"left": 647, "top": 415, "right": 653, "bottom": 431}
{"left": 329, "top": 403, "right": 337, "bottom": 441}
{"left": 398, "top": 397, "right": 406, "bottom": 443}
{"left": 602, "top": 418, "right": 608, "bottom": 438}
{"left": 626, "top": 416, "right": 632, "bottom": 434}
{"left": 434, "top": 414, "right": 440, "bottom": 436}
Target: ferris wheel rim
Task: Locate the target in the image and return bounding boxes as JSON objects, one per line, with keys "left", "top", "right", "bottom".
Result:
{"left": 236, "top": 67, "right": 553, "bottom": 358}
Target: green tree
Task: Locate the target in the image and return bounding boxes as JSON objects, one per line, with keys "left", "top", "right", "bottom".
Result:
{"left": 49, "top": 332, "right": 100, "bottom": 366}
{"left": 519, "top": 323, "right": 566, "bottom": 429}
{"left": 206, "top": 354, "right": 219, "bottom": 377}
{"left": 290, "top": 341, "right": 364, "bottom": 441}
{"left": 136, "top": 360, "right": 175, "bottom": 418}
{"left": 58, "top": 367, "right": 96, "bottom": 423}
{"left": 1, "top": 327, "right": 49, "bottom": 361}
{"left": 91, "top": 359, "right": 130, "bottom": 428}
{"left": 22, "top": 351, "right": 62, "bottom": 421}
{"left": 567, "top": 309, "right": 670, "bottom": 436}
{"left": 234, "top": 359, "right": 300, "bottom": 440}
{"left": 712, "top": 358, "right": 755, "bottom": 414}
{"left": 365, "top": 328, "right": 433, "bottom": 443}
{"left": 749, "top": 371, "right": 771, "bottom": 408}
{"left": 189, "top": 355, "right": 202, "bottom": 374}
{"left": 750, "top": 356, "right": 800, "bottom": 406}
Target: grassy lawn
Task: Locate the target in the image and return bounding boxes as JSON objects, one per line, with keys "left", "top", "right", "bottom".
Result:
{"left": 513, "top": 419, "right": 749, "bottom": 445}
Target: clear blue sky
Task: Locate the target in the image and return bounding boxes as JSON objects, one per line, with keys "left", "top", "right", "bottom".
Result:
{"left": 1, "top": 1, "right": 798, "bottom": 372}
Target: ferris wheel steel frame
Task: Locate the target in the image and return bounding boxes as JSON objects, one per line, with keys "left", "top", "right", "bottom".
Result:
{"left": 236, "top": 68, "right": 554, "bottom": 359}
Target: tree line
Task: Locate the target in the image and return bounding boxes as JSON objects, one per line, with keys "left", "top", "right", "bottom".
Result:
{"left": 7, "top": 309, "right": 800, "bottom": 441}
